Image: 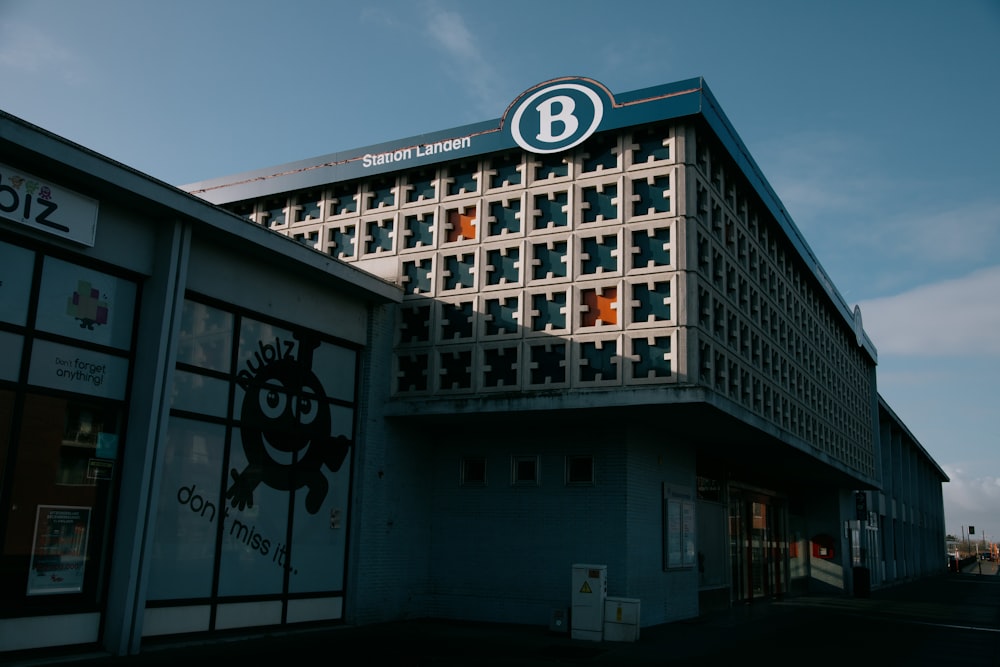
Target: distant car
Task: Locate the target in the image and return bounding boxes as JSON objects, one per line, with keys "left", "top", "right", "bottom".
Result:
{"left": 947, "top": 554, "right": 959, "bottom": 572}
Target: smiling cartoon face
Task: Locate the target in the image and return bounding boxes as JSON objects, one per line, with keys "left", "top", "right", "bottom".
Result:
{"left": 240, "top": 356, "right": 331, "bottom": 472}
{"left": 228, "top": 334, "right": 351, "bottom": 515}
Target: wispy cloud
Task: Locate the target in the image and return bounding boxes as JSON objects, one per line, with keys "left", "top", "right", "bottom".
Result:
{"left": 870, "top": 201, "right": 1000, "bottom": 265}
{"left": 420, "top": 1, "right": 508, "bottom": 118}
{"left": 757, "top": 130, "right": 886, "bottom": 221}
{"left": 762, "top": 124, "right": 1000, "bottom": 300}
{"left": 859, "top": 265, "right": 1000, "bottom": 356}
{"left": 845, "top": 199, "right": 1000, "bottom": 297}
{"left": 763, "top": 129, "right": 1000, "bottom": 265}
{"left": 357, "top": 1, "right": 508, "bottom": 119}
{"left": 424, "top": 5, "right": 478, "bottom": 60}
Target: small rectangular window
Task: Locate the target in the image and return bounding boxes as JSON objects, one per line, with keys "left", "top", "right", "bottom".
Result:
{"left": 512, "top": 455, "right": 539, "bottom": 486}
{"left": 565, "top": 455, "right": 594, "bottom": 485}
{"left": 461, "top": 457, "right": 487, "bottom": 486}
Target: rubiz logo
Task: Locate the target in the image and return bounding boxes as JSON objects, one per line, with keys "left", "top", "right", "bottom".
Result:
{"left": 0, "top": 169, "right": 66, "bottom": 232}
{"left": 0, "top": 162, "right": 98, "bottom": 246}
{"left": 508, "top": 80, "right": 606, "bottom": 154}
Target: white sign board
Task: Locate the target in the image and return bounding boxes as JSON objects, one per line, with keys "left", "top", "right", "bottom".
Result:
{"left": 0, "top": 162, "right": 99, "bottom": 246}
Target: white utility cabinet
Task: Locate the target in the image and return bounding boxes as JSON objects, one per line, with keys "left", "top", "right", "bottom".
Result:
{"left": 603, "top": 596, "right": 641, "bottom": 642}
{"left": 570, "top": 564, "right": 607, "bottom": 641}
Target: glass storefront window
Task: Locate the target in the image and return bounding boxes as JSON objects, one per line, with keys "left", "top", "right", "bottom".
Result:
{"left": 0, "top": 389, "right": 12, "bottom": 496}
{"left": 28, "top": 339, "right": 130, "bottom": 400}
{"left": 170, "top": 369, "right": 230, "bottom": 417}
{"left": 145, "top": 418, "right": 225, "bottom": 601}
{"left": 0, "top": 331, "right": 23, "bottom": 381}
{"left": 0, "top": 240, "right": 35, "bottom": 326}
{"left": 0, "top": 244, "right": 136, "bottom": 615}
{"left": 150, "top": 297, "right": 358, "bottom": 609}
{"left": 34, "top": 256, "right": 137, "bottom": 350}
{"left": 0, "top": 394, "right": 121, "bottom": 605}
{"left": 177, "top": 300, "right": 233, "bottom": 371}
{"left": 217, "top": 427, "right": 286, "bottom": 597}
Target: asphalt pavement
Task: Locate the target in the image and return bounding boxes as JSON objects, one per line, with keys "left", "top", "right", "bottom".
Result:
{"left": 8, "top": 562, "right": 1000, "bottom": 666}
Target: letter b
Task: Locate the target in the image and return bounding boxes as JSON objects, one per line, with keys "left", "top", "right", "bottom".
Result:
{"left": 535, "top": 95, "right": 578, "bottom": 143}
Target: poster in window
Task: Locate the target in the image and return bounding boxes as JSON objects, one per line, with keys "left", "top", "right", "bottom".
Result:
{"left": 35, "top": 255, "right": 136, "bottom": 349}
{"left": 663, "top": 484, "right": 695, "bottom": 570}
{"left": 27, "top": 505, "right": 91, "bottom": 595}
{"left": 666, "top": 499, "right": 683, "bottom": 568}
{"left": 682, "top": 499, "right": 696, "bottom": 566}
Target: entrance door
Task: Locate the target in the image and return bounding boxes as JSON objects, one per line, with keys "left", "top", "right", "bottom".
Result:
{"left": 729, "top": 490, "right": 787, "bottom": 603}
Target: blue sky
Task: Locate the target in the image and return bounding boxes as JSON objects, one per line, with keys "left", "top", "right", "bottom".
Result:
{"left": 3, "top": 0, "right": 998, "bottom": 541}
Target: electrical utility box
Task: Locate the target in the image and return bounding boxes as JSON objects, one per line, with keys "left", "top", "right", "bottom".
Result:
{"left": 603, "top": 596, "right": 641, "bottom": 642}
{"left": 571, "top": 564, "right": 607, "bottom": 641}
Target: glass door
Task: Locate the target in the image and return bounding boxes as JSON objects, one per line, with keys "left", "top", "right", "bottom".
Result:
{"left": 729, "top": 490, "right": 788, "bottom": 603}
{"left": 750, "top": 500, "right": 767, "bottom": 598}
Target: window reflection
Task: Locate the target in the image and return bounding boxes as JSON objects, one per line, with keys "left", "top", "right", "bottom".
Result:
{"left": 177, "top": 301, "right": 234, "bottom": 371}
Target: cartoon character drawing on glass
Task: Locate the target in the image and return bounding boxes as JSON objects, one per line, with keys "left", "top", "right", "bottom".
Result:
{"left": 227, "top": 333, "right": 350, "bottom": 514}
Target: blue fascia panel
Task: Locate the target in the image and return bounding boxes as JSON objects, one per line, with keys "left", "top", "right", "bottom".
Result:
{"left": 185, "top": 77, "right": 706, "bottom": 205}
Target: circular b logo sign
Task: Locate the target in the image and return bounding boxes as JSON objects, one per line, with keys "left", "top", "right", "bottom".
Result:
{"left": 509, "top": 81, "right": 605, "bottom": 154}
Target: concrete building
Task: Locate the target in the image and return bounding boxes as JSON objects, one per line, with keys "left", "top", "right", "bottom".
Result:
{"left": 0, "top": 76, "right": 947, "bottom": 657}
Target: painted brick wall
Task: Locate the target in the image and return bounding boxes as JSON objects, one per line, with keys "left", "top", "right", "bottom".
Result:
{"left": 425, "top": 425, "right": 627, "bottom": 625}
{"left": 623, "top": 432, "right": 699, "bottom": 625}
{"left": 419, "top": 419, "right": 701, "bottom": 627}
{"left": 348, "top": 303, "right": 434, "bottom": 624}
